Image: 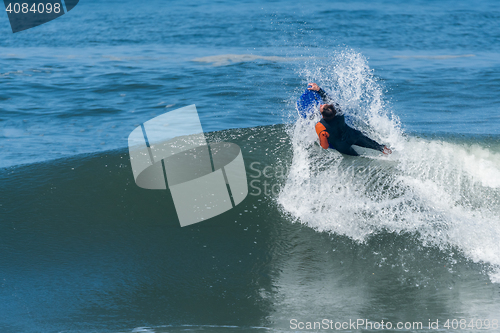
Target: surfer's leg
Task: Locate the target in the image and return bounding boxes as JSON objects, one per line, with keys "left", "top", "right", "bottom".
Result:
{"left": 334, "top": 141, "right": 359, "bottom": 156}
{"left": 350, "top": 129, "right": 384, "bottom": 152}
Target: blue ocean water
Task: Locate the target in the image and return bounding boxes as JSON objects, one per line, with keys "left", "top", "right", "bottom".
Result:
{"left": 1, "top": 0, "right": 499, "bottom": 168}
{"left": 1, "top": 0, "right": 500, "bottom": 332}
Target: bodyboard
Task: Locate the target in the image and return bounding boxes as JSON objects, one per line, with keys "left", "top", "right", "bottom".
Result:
{"left": 296, "top": 89, "right": 323, "bottom": 119}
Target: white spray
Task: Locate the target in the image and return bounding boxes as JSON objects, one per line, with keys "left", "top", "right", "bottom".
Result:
{"left": 278, "top": 49, "right": 500, "bottom": 282}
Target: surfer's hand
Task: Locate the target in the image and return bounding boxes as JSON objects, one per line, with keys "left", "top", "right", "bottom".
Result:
{"left": 308, "top": 83, "right": 320, "bottom": 91}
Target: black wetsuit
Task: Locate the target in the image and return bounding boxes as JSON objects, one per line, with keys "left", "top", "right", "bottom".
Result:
{"left": 317, "top": 88, "right": 384, "bottom": 156}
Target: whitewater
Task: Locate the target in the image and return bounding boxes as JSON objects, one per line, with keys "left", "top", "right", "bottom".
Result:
{"left": 278, "top": 50, "right": 500, "bottom": 282}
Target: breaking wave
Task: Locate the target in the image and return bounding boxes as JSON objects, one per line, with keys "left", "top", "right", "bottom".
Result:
{"left": 278, "top": 49, "right": 500, "bottom": 282}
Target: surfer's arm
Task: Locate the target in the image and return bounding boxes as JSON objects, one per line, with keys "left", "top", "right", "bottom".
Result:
{"left": 307, "top": 82, "right": 334, "bottom": 104}
{"left": 319, "top": 90, "right": 343, "bottom": 113}
{"left": 317, "top": 88, "right": 331, "bottom": 102}
{"left": 315, "top": 122, "right": 330, "bottom": 149}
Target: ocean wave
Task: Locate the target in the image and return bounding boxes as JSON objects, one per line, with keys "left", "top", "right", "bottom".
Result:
{"left": 279, "top": 49, "right": 500, "bottom": 282}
